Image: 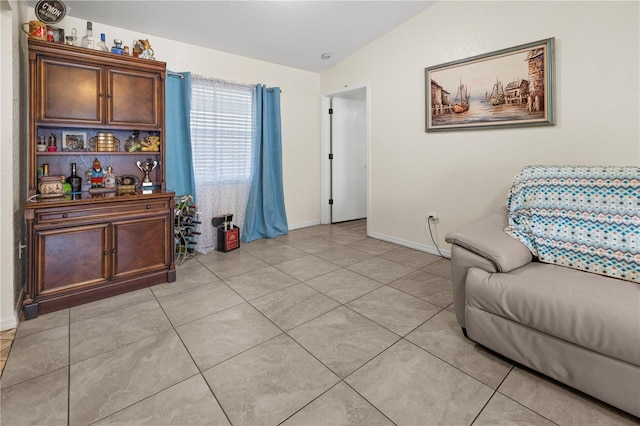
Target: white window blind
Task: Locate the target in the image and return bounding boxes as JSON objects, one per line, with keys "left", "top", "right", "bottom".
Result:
{"left": 190, "top": 78, "right": 254, "bottom": 183}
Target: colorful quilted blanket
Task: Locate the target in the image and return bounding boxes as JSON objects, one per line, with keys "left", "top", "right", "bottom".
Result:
{"left": 505, "top": 165, "right": 639, "bottom": 283}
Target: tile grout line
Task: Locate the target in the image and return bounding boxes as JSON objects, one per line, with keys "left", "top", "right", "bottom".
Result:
{"left": 232, "top": 226, "right": 409, "bottom": 424}
{"left": 149, "top": 281, "right": 236, "bottom": 426}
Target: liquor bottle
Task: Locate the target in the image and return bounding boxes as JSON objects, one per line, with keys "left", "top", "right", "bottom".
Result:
{"left": 111, "top": 39, "right": 124, "bottom": 55}
{"left": 66, "top": 163, "right": 82, "bottom": 193}
{"left": 81, "top": 21, "right": 97, "bottom": 50}
{"left": 97, "top": 33, "right": 109, "bottom": 52}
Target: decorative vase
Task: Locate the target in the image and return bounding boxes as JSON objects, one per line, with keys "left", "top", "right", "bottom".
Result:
{"left": 38, "top": 176, "right": 65, "bottom": 197}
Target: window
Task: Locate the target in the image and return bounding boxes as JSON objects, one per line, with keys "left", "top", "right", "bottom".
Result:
{"left": 190, "top": 78, "right": 254, "bottom": 183}
{"left": 188, "top": 76, "right": 255, "bottom": 253}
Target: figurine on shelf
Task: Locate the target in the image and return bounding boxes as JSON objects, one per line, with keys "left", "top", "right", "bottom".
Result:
{"left": 103, "top": 166, "right": 117, "bottom": 189}
{"left": 140, "top": 135, "right": 160, "bottom": 151}
{"left": 138, "top": 39, "right": 155, "bottom": 60}
{"left": 89, "top": 157, "right": 104, "bottom": 187}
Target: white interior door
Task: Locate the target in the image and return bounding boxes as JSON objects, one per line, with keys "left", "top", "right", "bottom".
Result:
{"left": 331, "top": 96, "right": 367, "bottom": 223}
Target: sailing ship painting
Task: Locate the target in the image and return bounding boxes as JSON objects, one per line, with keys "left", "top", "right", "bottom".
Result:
{"left": 490, "top": 77, "right": 505, "bottom": 106}
{"left": 425, "top": 38, "right": 554, "bottom": 131}
{"left": 453, "top": 79, "right": 470, "bottom": 113}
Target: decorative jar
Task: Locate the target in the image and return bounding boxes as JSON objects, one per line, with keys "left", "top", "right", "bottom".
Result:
{"left": 38, "top": 175, "right": 65, "bottom": 197}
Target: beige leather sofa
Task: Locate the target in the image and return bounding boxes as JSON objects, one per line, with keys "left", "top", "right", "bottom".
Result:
{"left": 445, "top": 207, "right": 640, "bottom": 418}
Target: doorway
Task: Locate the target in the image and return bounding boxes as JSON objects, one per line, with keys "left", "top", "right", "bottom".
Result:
{"left": 320, "top": 85, "right": 369, "bottom": 225}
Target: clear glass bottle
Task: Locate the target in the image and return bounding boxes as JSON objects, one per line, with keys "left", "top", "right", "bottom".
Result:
{"left": 66, "top": 162, "right": 82, "bottom": 193}
{"left": 65, "top": 28, "right": 77, "bottom": 46}
{"left": 81, "top": 21, "right": 96, "bottom": 49}
{"left": 97, "top": 33, "right": 109, "bottom": 52}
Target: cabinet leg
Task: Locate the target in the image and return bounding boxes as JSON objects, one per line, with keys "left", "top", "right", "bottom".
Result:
{"left": 23, "top": 302, "right": 39, "bottom": 320}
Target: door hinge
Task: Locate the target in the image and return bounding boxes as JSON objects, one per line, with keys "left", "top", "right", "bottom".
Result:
{"left": 329, "top": 199, "right": 333, "bottom": 205}
{"left": 328, "top": 108, "right": 333, "bottom": 114}
{"left": 329, "top": 153, "right": 333, "bottom": 160}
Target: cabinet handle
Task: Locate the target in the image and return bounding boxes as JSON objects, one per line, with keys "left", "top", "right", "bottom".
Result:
{"left": 62, "top": 213, "right": 68, "bottom": 218}
{"left": 99, "top": 93, "right": 104, "bottom": 97}
{"left": 146, "top": 205, "right": 151, "bottom": 209}
{"left": 104, "top": 250, "right": 109, "bottom": 256}
{"left": 107, "top": 94, "right": 113, "bottom": 98}
{"left": 112, "top": 249, "right": 117, "bottom": 254}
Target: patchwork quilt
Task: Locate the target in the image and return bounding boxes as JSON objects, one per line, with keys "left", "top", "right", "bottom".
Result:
{"left": 505, "top": 165, "right": 639, "bottom": 283}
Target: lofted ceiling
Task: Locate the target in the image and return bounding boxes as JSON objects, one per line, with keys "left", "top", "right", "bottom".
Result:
{"left": 35, "top": 1, "right": 436, "bottom": 72}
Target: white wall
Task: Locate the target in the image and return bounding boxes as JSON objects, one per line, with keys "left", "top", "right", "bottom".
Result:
{"left": 0, "top": 1, "right": 15, "bottom": 330}
{"left": 32, "top": 13, "right": 322, "bottom": 230}
{"left": 320, "top": 1, "right": 640, "bottom": 252}
{"left": 1, "top": 0, "right": 25, "bottom": 331}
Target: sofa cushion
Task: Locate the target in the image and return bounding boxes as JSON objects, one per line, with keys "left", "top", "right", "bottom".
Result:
{"left": 465, "top": 263, "right": 640, "bottom": 366}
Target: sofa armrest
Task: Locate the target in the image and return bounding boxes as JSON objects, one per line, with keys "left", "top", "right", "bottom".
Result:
{"left": 445, "top": 207, "right": 534, "bottom": 329}
{"left": 445, "top": 207, "right": 532, "bottom": 273}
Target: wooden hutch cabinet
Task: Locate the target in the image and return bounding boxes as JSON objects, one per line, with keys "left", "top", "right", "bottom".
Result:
{"left": 24, "top": 39, "right": 176, "bottom": 318}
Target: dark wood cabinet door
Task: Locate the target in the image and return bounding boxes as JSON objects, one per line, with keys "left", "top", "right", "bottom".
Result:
{"left": 35, "top": 223, "right": 110, "bottom": 297}
{"left": 107, "top": 68, "right": 161, "bottom": 128}
{"left": 111, "top": 215, "right": 171, "bottom": 279}
{"left": 37, "top": 58, "right": 104, "bottom": 125}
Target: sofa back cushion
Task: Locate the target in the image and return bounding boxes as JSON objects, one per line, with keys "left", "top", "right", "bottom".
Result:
{"left": 505, "top": 165, "right": 639, "bottom": 283}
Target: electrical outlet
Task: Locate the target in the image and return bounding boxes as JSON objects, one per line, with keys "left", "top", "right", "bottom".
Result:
{"left": 427, "top": 212, "right": 439, "bottom": 223}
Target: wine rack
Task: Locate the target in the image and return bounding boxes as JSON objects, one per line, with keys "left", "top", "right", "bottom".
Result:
{"left": 174, "top": 195, "right": 200, "bottom": 265}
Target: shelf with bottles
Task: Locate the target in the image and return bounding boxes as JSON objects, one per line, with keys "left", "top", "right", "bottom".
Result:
{"left": 35, "top": 155, "right": 163, "bottom": 193}
{"left": 35, "top": 127, "right": 162, "bottom": 155}
{"left": 80, "top": 21, "right": 141, "bottom": 58}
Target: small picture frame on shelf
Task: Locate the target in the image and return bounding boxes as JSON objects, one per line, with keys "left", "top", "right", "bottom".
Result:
{"left": 62, "top": 131, "right": 86, "bottom": 151}
{"left": 46, "top": 26, "right": 65, "bottom": 43}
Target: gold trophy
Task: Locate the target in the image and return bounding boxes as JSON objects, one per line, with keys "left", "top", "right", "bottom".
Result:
{"left": 136, "top": 159, "right": 158, "bottom": 188}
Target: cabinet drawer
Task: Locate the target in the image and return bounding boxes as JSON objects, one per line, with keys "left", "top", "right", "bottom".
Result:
{"left": 35, "top": 199, "right": 170, "bottom": 225}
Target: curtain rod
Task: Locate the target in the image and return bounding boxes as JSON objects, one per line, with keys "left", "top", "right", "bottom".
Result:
{"left": 192, "top": 74, "right": 255, "bottom": 88}
{"left": 177, "top": 73, "right": 282, "bottom": 93}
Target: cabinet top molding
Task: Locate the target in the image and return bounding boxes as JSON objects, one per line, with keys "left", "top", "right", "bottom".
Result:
{"left": 28, "top": 39, "right": 167, "bottom": 74}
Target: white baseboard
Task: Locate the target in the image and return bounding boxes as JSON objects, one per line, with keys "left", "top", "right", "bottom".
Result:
{"left": 1, "top": 290, "right": 21, "bottom": 332}
{"left": 368, "top": 231, "right": 451, "bottom": 259}
{"left": 287, "top": 222, "right": 451, "bottom": 258}
{"left": 288, "top": 220, "right": 321, "bottom": 231}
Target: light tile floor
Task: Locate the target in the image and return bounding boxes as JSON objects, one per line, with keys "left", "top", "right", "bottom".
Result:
{"left": 1, "top": 220, "right": 637, "bottom": 425}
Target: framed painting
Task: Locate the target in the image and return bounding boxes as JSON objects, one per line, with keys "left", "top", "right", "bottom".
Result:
{"left": 425, "top": 38, "right": 554, "bottom": 132}
{"left": 62, "top": 131, "right": 86, "bottom": 151}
